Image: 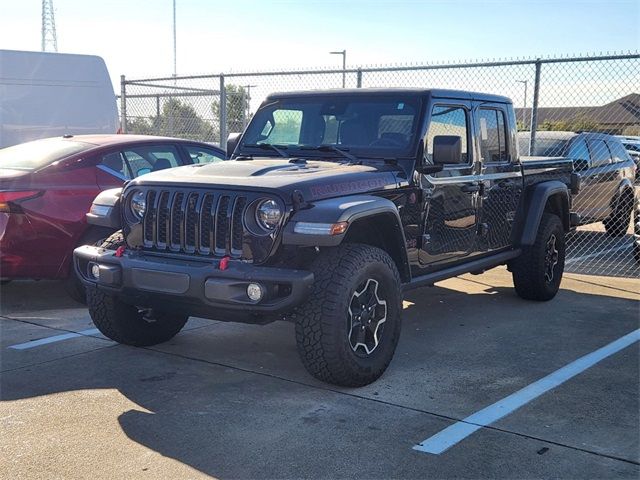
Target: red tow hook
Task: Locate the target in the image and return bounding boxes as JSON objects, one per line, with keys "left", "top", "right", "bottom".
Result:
{"left": 219, "top": 256, "right": 230, "bottom": 271}
{"left": 114, "top": 246, "right": 126, "bottom": 258}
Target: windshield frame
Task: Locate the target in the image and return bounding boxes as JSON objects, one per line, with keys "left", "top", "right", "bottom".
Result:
{"left": 237, "top": 94, "right": 424, "bottom": 161}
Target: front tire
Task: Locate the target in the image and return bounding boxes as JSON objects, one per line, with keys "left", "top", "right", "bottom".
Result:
{"left": 511, "top": 213, "right": 565, "bottom": 301}
{"left": 86, "top": 231, "right": 188, "bottom": 346}
{"left": 294, "top": 244, "right": 403, "bottom": 387}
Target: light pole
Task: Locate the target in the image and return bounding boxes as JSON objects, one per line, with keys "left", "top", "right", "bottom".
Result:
{"left": 516, "top": 80, "right": 528, "bottom": 130}
{"left": 243, "top": 84, "right": 257, "bottom": 128}
{"left": 172, "top": 0, "right": 177, "bottom": 80}
{"left": 330, "top": 50, "right": 346, "bottom": 88}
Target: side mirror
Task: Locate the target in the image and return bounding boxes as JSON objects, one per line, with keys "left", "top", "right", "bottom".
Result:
{"left": 573, "top": 158, "right": 589, "bottom": 172}
{"left": 227, "top": 132, "right": 242, "bottom": 158}
{"left": 433, "top": 135, "right": 463, "bottom": 165}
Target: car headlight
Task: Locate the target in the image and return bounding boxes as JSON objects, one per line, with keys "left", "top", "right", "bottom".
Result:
{"left": 130, "top": 190, "right": 146, "bottom": 219}
{"left": 255, "top": 199, "right": 282, "bottom": 230}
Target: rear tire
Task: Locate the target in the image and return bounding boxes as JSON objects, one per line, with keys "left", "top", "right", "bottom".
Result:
{"left": 86, "top": 231, "right": 188, "bottom": 346}
{"left": 604, "top": 191, "right": 633, "bottom": 237}
{"left": 294, "top": 244, "right": 403, "bottom": 387}
{"left": 511, "top": 213, "right": 565, "bottom": 301}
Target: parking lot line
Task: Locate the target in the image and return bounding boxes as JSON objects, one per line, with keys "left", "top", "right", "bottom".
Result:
{"left": 8, "top": 328, "right": 101, "bottom": 350}
{"left": 413, "top": 328, "right": 640, "bottom": 455}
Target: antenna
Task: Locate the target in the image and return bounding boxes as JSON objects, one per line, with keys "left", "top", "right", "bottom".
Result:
{"left": 41, "top": 0, "right": 58, "bottom": 52}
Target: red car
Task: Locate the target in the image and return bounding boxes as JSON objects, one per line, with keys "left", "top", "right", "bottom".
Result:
{"left": 0, "top": 135, "right": 226, "bottom": 300}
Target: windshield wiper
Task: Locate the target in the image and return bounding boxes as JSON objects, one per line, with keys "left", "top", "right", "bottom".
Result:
{"left": 300, "top": 145, "right": 360, "bottom": 164}
{"left": 243, "top": 143, "right": 289, "bottom": 158}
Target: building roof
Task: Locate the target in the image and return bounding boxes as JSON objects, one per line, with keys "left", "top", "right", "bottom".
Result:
{"left": 515, "top": 93, "right": 640, "bottom": 127}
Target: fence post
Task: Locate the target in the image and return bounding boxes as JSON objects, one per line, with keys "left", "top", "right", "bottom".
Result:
{"left": 219, "top": 74, "right": 227, "bottom": 148}
{"left": 155, "top": 95, "right": 161, "bottom": 134}
{"left": 120, "top": 75, "right": 127, "bottom": 133}
{"left": 356, "top": 68, "right": 363, "bottom": 88}
{"left": 528, "top": 60, "right": 542, "bottom": 155}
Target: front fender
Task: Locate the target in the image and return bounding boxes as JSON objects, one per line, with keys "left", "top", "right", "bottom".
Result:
{"left": 282, "top": 195, "right": 402, "bottom": 247}
{"left": 86, "top": 188, "right": 122, "bottom": 229}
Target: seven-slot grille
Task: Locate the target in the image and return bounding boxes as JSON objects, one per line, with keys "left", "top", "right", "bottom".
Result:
{"left": 141, "top": 189, "right": 249, "bottom": 257}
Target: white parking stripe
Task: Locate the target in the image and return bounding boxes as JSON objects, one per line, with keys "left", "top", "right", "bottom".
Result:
{"left": 413, "top": 329, "right": 640, "bottom": 455}
{"left": 9, "top": 328, "right": 101, "bottom": 350}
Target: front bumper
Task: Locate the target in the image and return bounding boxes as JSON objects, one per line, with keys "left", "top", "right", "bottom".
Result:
{"left": 74, "top": 245, "right": 314, "bottom": 321}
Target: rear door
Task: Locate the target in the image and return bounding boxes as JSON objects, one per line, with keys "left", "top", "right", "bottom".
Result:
{"left": 475, "top": 104, "right": 523, "bottom": 252}
{"left": 419, "top": 102, "right": 480, "bottom": 267}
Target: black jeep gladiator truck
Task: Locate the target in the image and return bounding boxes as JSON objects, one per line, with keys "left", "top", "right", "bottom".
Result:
{"left": 75, "top": 89, "right": 580, "bottom": 387}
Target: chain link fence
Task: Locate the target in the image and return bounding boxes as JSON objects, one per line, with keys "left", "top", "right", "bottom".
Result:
{"left": 120, "top": 53, "right": 640, "bottom": 278}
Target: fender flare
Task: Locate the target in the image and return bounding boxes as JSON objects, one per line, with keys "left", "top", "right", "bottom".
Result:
{"left": 282, "top": 195, "right": 410, "bottom": 279}
{"left": 86, "top": 188, "right": 123, "bottom": 229}
{"left": 518, "top": 181, "right": 570, "bottom": 246}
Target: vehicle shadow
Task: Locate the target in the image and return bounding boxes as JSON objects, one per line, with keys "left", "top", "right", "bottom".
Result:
{"left": 2, "top": 280, "right": 639, "bottom": 477}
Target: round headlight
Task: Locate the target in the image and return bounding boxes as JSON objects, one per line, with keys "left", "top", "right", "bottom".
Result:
{"left": 130, "top": 190, "right": 146, "bottom": 219}
{"left": 255, "top": 199, "right": 282, "bottom": 230}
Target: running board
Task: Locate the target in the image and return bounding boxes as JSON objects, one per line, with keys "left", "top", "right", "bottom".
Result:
{"left": 403, "top": 249, "right": 521, "bottom": 292}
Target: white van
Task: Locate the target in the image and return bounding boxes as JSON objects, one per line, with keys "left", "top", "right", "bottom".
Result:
{"left": 0, "top": 50, "right": 119, "bottom": 148}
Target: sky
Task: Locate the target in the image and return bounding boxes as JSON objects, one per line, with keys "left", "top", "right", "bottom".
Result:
{"left": 1, "top": 0, "right": 638, "bottom": 92}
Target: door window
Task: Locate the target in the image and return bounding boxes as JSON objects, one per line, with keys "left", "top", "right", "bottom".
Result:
{"left": 98, "top": 151, "right": 130, "bottom": 179}
{"left": 478, "top": 108, "right": 508, "bottom": 162}
{"left": 606, "top": 139, "right": 630, "bottom": 163}
{"left": 567, "top": 137, "right": 589, "bottom": 161}
{"left": 587, "top": 139, "right": 612, "bottom": 167}
{"left": 184, "top": 145, "right": 225, "bottom": 164}
{"left": 426, "top": 106, "right": 469, "bottom": 164}
{"left": 123, "top": 145, "right": 181, "bottom": 177}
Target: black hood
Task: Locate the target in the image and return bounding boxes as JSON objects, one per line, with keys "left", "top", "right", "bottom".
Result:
{"left": 129, "top": 158, "right": 403, "bottom": 202}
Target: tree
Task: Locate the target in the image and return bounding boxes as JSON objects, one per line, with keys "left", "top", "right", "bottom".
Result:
{"left": 211, "top": 85, "right": 251, "bottom": 140}
{"left": 126, "top": 98, "right": 215, "bottom": 142}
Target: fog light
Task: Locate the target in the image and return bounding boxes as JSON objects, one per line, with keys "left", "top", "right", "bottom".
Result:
{"left": 246, "top": 283, "right": 264, "bottom": 302}
{"left": 89, "top": 263, "right": 100, "bottom": 280}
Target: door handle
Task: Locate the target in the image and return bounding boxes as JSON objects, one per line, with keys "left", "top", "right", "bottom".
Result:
{"left": 461, "top": 183, "right": 481, "bottom": 193}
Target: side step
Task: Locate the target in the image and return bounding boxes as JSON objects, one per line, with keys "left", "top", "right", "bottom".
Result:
{"left": 402, "top": 249, "right": 521, "bottom": 292}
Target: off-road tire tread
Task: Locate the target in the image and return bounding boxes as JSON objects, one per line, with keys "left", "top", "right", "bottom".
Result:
{"left": 511, "top": 213, "right": 564, "bottom": 301}
{"left": 86, "top": 231, "right": 187, "bottom": 346}
{"left": 294, "top": 244, "right": 402, "bottom": 387}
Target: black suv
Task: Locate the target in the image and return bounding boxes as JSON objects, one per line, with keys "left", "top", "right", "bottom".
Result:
{"left": 75, "top": 89, "right": 579, "bottom": 386}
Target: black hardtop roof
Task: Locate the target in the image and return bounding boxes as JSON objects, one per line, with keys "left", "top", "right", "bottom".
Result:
{"left": 266, "top": 88, "right": 512, "bottom": 104}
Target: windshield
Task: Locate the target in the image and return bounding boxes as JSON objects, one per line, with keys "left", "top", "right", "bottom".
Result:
{"left": 239, "top": 95, "right": 422, "bottom": 159}
{"left": 0, "top": 138, "right": 94, "bottom": 170}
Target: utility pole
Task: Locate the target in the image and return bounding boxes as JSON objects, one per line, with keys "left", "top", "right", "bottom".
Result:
{"left": 41, "top": 0, "right": 58, "bottom": 52}
{"left": 172, "top": 0, "right": 177, "bottom": 79}
{"left": 330, "top": 50, "right": 346, "bottom": 88}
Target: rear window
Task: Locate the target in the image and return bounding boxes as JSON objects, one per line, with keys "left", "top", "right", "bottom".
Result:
{"left": 0, "top": 138, "right": 94, "bottom": 170}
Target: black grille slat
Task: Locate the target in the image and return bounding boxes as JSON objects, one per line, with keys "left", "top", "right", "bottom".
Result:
{"left": 198, "top": 194, "right": 214, "bottom": 254}
{"left": 231, "top": 197, "right": 247, "bottom": 255}
{"left": 138, "top": 189, "right": 253, "bottom": 258}
{"left": 215, "top": 196, "right": 231, "bottom": 254}
{"left": 156, "top": 191, "right": 170, "bottom": 249}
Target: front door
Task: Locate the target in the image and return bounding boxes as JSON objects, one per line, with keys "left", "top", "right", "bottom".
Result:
{"left": 419, "top": 104, "right": 481, "bottom": 267}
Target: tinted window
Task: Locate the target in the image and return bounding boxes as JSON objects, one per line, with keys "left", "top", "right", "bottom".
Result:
{"left": 240, "top": 96, "right": 420, "bottom": 158}
{"left": 123, "top": 145, "right": 181, "bottom": 177}
{"left": 478, "top": 108, "right": 508, "bottom": 162}
{"left": 606, "top": 139, "right": 630, "bottom": 163}
{"left": 567, "top": 137, "right": 589, "bottom": 161}
{"left": 184, "top": 145, "right": 225, "bottom": 164}
{"left": 426, "top": 106, "right": 469, "bottom": 164}
{"left": 0, "top": 138, "right": 93, "bottom": 171}
{"left": 99, "top": 151, "right": 130, "bottom": 179}
{"left": 532, "top": 138, "right": 570, "bottom": 156}
{"left": 587, "top": 139, "right": 611, "bottom": 167}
